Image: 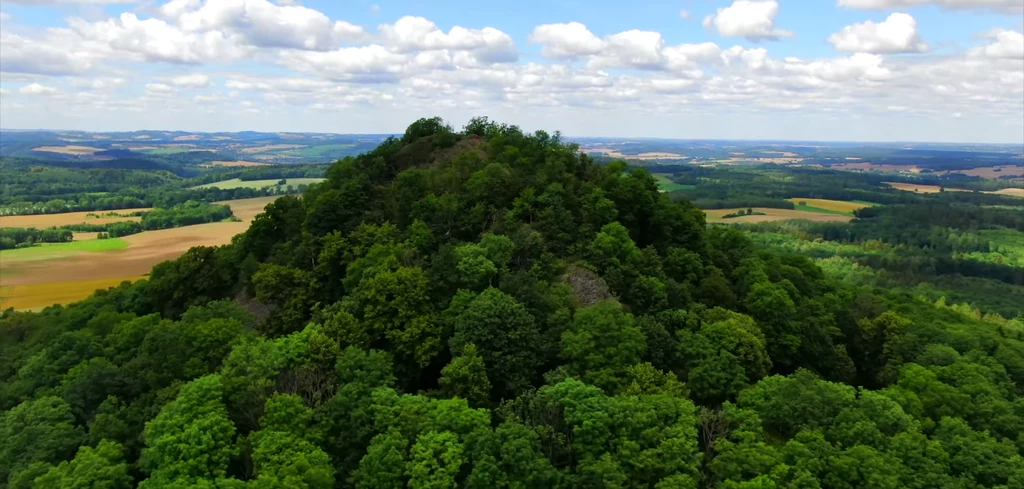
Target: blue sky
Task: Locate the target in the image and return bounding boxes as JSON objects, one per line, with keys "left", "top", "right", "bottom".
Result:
{"left": 0, "top": 0, "right": 1021, "bottom": 142}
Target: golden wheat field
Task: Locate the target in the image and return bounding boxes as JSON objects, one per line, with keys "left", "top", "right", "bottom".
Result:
{"left": 704, "top": 208, "right": 855, "bottom": 224}
{"left": 786, "top": 198, "right": 874, "bottom": 213}
{"left": 0, "top": 196, "right": 279, "bottom": 310}
{"left": 0, "top": 209, "right": 150, "bottom": 228}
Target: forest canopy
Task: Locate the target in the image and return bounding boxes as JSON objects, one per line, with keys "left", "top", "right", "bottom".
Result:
{"left": 1, "top": 117, "right": 1022, "bottom": 489}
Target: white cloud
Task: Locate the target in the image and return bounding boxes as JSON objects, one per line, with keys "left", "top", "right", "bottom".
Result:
{"left": 0, "top": 12, "right": 10, "bottom": 21}
{"left": 145, "top": 83, "right": 176, "bottom": 94}
{"left": 176, "top": 0, "right": 363, "bottom": 50}
{"left": 703, "top": 0, "right": 794, "bottom": 41}
{"left": 596, "top": 30, "right": 665, "bottom": 69}
{"left": 370, "top": 4, "right": 380, "bottom": 14}
{"left": 528, "top": 22, "right": 604, "bottom": 58}
{"left": 70, "top": 13, "right": 250, "bottom": 64}
{"left": 829, "top": 13, "right": 928, "bottom": 53}
{"left": 158, "top": 0, "right": 199, "bottom": 19}
{"left": 969, "top": 29, "right": 1024, "bottom": 58}
{"left": 0, "top": 31, "right": 106, "bottom": 75}
{"left": 19, "top": 83, "right": 57, "bottom": 95}
{"left": 73, "top": 77, "right": 128, "bottom": 90}
{"left": 379, "top": 16, "right": 517, "bottom": 62}
{"left": 169, "top": 74, "right": 212, "bottom": 87}
{"left": 838, "top": 0, "right": 1023, "bottom": 13}
{"left": 679, "top": 9, "right": 691, "bottom": 19}
{"left": 279, "top": 44, "right": 407, "bottom": 81}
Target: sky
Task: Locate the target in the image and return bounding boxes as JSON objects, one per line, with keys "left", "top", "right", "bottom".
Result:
{"left": 0, "top": 0, "right": 1022, "bottom": 143}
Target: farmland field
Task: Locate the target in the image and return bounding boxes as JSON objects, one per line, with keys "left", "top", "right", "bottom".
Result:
{"left": 704, "top": 207, "right": 855, "bottom": 224}
{"left": 193, "top": 177, "right": 325, "bottom": 190}
{"left": 0, "top": 208, "right": 148, "bottom": 228}
{"left": 786, "top": 198, "right": 876, "bottom": 215}
{"left": 653, "top": 173, "right": 697, "bottom": 192}
{"left": 883, "top": 182, "right": 973, "bottom": 193}
{"left": 0, "top": 276, "right": 146, "bottom": 311}
{"left": 0, "top": 196, "right": 279, "bottom": 310}
{"left": 31, "top": 145, "right": 104, "bottom": 155}
{"left": 988, "top": 188, "right": 1024, "bottom": 197}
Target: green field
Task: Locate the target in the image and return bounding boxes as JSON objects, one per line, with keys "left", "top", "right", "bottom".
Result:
{"left": 653, "top": 173, "right": 697, "bottom": 192}
{"left": 0, "top": 238, "right": 129, "bottom": 263}
{"left": 193, "top": 178, "right": 326, "bottom": 190}
{"left": 791, "top": 203, "right": 856, "bottom": 216}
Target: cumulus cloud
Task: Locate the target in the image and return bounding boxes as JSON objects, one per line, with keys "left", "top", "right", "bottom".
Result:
{"left": 530, "top": 22, "right": 714, "bottom": 72}
{"left": 169, "top": 74, "right": 212, "bottom": 87}
{"left": 278, "top": 44, "right": 408, "bottom": 82}
{"left": 145, "top": 83, "right": 176, "bottom": 94}
{"left": 829, "top": 13, "right": 928, "bottom": 53}
{"left": 969, "top": 29, "right": 1024, "bottom": 58}
{"left": 528, "top": 22, "right": 604, "bottom": 58}
{"left": 838, "top": 0, "right": 1023, "bottom": 13}
{"left": 70, "top": 13, "right": 250, "bottom": 64}
{"left": 379, "top": 16, "right": 517, "bottom": 63}
{"left": 703, "top": 0, "right": 794, "bottom": 41}
{"left": 175, "top": 0, "right": 364, "bottom": 50}
{"left": 19, "top": 83, "right": 57, "bottom": 95}
{"left": 0, "top": 31, "right": 107, "bottom": 75}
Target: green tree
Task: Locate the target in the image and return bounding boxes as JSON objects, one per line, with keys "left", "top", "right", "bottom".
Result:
{"left": 450, "top": 288, "right": 542, "bottom": 401}
{"left": 440, "top": 344, "right": 492, "bottom": 408}
{"left": 140, "top": 375, "right": 238, "bottom": 485}
{"left": 0, "top": 396, "right": 85, "bottom": 483}
{"left": 33, "top": 440, "right": 132, "bottom": 489}
{"left": 561, "top": 301, "right": 646, "bottom": 392}
{"left": 407, "top": 431, "right": 465, "bottom": 489}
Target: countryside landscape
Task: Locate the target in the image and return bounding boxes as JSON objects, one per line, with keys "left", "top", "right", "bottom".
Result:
{"left": 2, "top": 0, "right": 1024, "bottom": 487}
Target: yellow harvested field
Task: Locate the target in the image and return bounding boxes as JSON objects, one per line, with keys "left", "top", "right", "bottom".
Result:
{"left": 705, "top": 208, "right": 854, "bottom": 224}
{"left": 988, "top": 188, "right": 1024, "bottom": 197}
{"left": 210, "top": 160, "right": 271, "bottom": 167}
{"left": 32, "top": 145, "right": 104, "bottom": 155}
{"left": 786, "top": 198, "right": 873, "bottom": 213}
{"left": 173, "top": 135, "right": 202, "bottom": 141}
{"left": 0, "top": 196, "right": 279, "bottom": 310}
{"left": 0, "top": 209, "right": 149, "bottom": 228}
{"left": 0, "top": 277, "right": 145, "bottom": 311}
{"left": 884, "top": 182, "right": 971, "bottom": 193}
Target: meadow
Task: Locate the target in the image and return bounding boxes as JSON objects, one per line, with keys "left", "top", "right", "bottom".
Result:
{"left": 0, "top": 196, "right": 279, "bottom": 310}
{"left": 652, "top": 173, "right": 697, "bottom": 192}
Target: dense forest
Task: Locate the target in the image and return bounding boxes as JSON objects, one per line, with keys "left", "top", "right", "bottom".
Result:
{"left": 0, "top": 164, "right": 327, "bottom": 216}
{"left": 1, "top": 118, "right": 1022, "bottom": 489}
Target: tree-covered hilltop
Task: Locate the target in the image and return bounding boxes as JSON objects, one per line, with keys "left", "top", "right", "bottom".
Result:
{"left": 2, "top": 117, "right": 1023, "bottom": 488}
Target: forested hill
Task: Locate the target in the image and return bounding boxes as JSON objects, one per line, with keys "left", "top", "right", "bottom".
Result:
{"left": 2, "top": 118, "right": 1023, "bottom": 488}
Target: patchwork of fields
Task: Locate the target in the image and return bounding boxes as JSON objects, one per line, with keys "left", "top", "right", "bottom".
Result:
{"left": 0, "top": 196, "right": 279, "bottom": 310}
